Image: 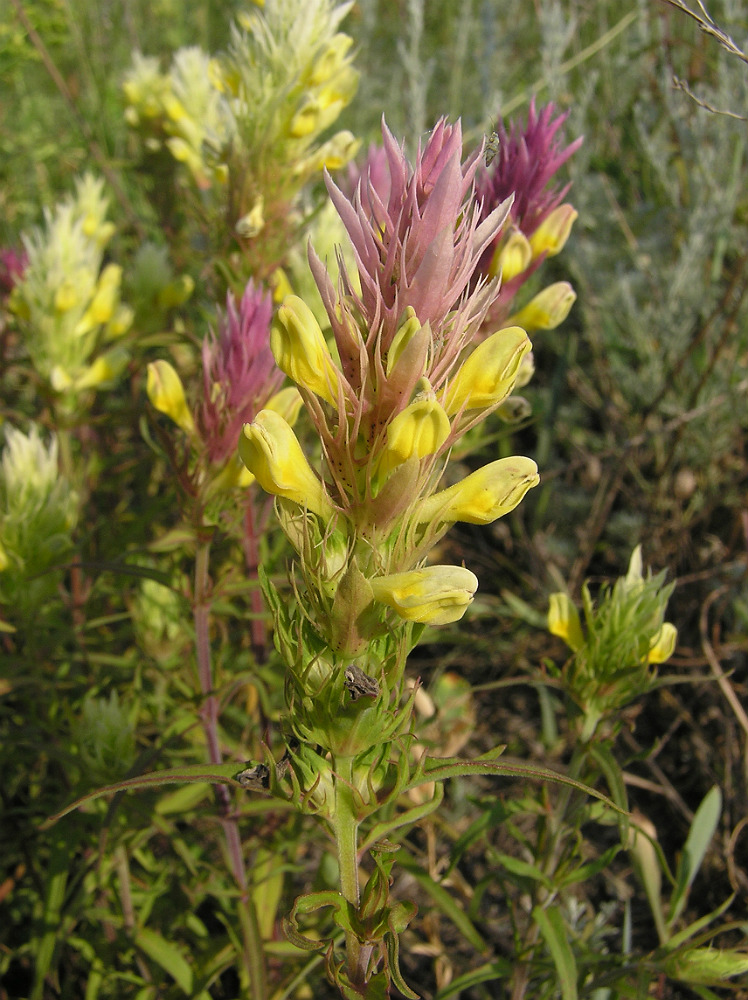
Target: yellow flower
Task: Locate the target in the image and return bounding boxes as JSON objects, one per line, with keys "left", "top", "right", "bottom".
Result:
{"left": 444, "top": 326, "right": 531, "bottom": 415}
{"left": 309, "top": 34, "right": 354, "bottom": 86}
{"left": 91, "top": 263, "right": 122, "bottom": 322}
{"left": 488, "top": 229, "right": 533, "bottom": 281}
{"left": 386, "top": 308, "right": 424, "bottom": 376}
{"left": 417, "top": 458, "right": 539, "bottom": 526}
{"left": 529, "top": 204, "right": 578, "bottom": 259}
{"left": 146, "top": 360, "right": 195, "bottom": 435}
{"left": 548, "top": 592, "right": 584, "bottom": 651}
{"left": 370, "top": 566, "right": 479, "bottom": 625}
{"left": 647, "top": 622, "right": 677, "bottom": 664}
{"left": 380, "top": 387, "right": 450, "bottom": 474}
{"left": 507, "top": 282, "right": 576, "bottom": 332}
{"left": 265, "top": 386, "right": 304, "bottom": 426}
{"left": 238, "top": 409, "right": 333, "bottom": 520}
{"left": 235, "top": 197, "right": 265, "bottom": 238}
{"left": 271, "top": 295, "right": 340, "bottom": 404}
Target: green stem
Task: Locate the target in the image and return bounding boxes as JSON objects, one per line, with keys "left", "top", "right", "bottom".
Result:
{"left": 332, "top": 754, "right": 372, "bottom": 991}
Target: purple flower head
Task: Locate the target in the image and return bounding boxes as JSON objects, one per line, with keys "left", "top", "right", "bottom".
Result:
{"left": 200, "top": 281, "right": 282, "bottom": 465}
{"left": 476, "top": 99, "right": 583, "bottom": 240}
{"left": 343, "top": 142, "right": 391, "bottom": 206}
{"left": 318, "top": 116, "right": 511, "bottom": 368}
{"left": 0, "top": 247, "right": 29, "bottom": 298}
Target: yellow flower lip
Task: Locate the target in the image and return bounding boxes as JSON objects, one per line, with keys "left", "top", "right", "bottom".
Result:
{"left": 444, "top": 326, "right": 532, "bottom": 416}
{"left": 529, "top": 204, "right": 578, "bottom": 259}
{"left": 548, "top": 592, "right": 584, "bottom": 652}
{"left": 489, "top": 229, "right": 533, "bottom": 281}
{"left": 270, "top": 295, "right": 340, "bottom": 404}
{"left": 370, "top": 565, "right": 479, "bottom": 625}
{"left": 146, "top": 360, "right": 195, "bottom": 435}
{"left": 507, "top": 282, "right": 576, "bottom": 332}
{"left": 380, "top": 390, "right": 450, "bottom": 475}
{"left": 238, "top": 409, "right": 333, "bottom": 520}
{"left": 417, "top": 457, "right": 540, "bottom": 526}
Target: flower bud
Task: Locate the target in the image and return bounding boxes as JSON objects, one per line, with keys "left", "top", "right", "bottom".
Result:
{"left": 146, "top": 360, "right": 195, "bottom": 434}
{"left": 370, "top": 566, "right": 479, "bottom": 625}
{"left": 529, "top": 204, "right": 578, "bottom": 259}
{"left": 548, "top": 592, "right": 584, "bottom": 651}
{"left": 444, "top": 326, "right": 531, "bottom": 415}
{"left": 386, "top": 308, "right": 423, "bottom": 376}
{"left": 508, "top": 281, "right": 576, "bottom": 331}
{"left": 417, "top": 458, "right": 539, "bottom": 526}
{"left": 270, "top": 295, "right": 340, "bottom": 404}
{"left": 239, "top": 409, "right": 333, "bottom": 520}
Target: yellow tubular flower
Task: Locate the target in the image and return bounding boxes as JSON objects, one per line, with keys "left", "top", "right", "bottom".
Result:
{"left": 271, "top": 295, "right": 340, "bottom": 404}
{"left": 529, "top": 204, "right": 578, "bottom": 259}
{"left": 548, "top": 592, "right": 585, "bottom": 652}
{"left": 647, "top": 622, "right": 677, "bottom": 664}
{"left": 265, "top": 386, "right": 304, "bottom": 427}
{"left": 508, "top": 282, "right": 576, "bottom": 332}
{"left": 87, "top": 263, "right": 122, "bottom": 324}
{"left": 381, "top": 394, "right": 450, "bottom": 474}
{"left": 489, "top": 229, "right": 533, "bottom": 281}
{"left": 239, "top": 409, "right": 333, "bottom": 520}
{"left": 370, "top": 566, "right": 479, "bottom": 625}
{"left": 444, "top": 326, "right": 531, "bottom": 415}
{"left": 146, "top": 360, "right": 195, "bottom": 434}
{"left": 417, "top": 457, "right": 540, "bottom": 526}
{"left": 309, "top": 33, "right": 354, "bottom": 86}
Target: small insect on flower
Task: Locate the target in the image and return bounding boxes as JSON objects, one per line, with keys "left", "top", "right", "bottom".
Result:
{"left": 484, "top": 130, "right": 500, "bottom": 166}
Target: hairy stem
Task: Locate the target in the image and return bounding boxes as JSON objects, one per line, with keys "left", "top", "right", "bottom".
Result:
{"left": 193, "top": 537, "right": 268, "bottom": 1000}
{"left": 332, "top": 754, "right": 372, "bottom": 991}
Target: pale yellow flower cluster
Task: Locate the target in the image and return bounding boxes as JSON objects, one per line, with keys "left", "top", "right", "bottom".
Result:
{"left": 10, "top": 175, "right": 132, "bottom": 395}
{"left": 123, "top": 0, "right": 360, "bottom": 215}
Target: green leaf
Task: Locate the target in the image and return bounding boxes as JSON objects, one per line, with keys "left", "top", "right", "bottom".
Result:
{"left": 135, "top": 927, "right": 210, "bottom": 997}
{"left": 406, "top": 754, "right": 627, "bottom": 816}
{"left": 492, "top": 852, "right": 554, "bottom": 890}
{"left": 669, "top": 786, "right": 722, "bottom": 928}
{"left": 31, "top": 832, "right": 72, "bottom": 1000}
{"left": 434, "top": 959, "right": 514, "bottom": 998}
{"left": 385, "top": 907, "right": 419, "bottom": 1000}
{"left": 359, "top": 782, "right": 444, "bottom": 854}
{"left": 665, "top": 895, "right": 736, "bottom": 951}
{"left": 395, "top": 852, "right": 485, "bottom": 952}
{"left": 40, "top": 762, "right": 246, "bottom": 829}
{"left": 557, "top": 843, "right": 622, "bottom": 888}
{"left": 533, "top": 904, "right": 578, "bottom": 1000}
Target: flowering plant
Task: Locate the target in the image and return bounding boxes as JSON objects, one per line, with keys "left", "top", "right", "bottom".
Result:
{"left": 238, "top": 116, "right": 540, "bottom": 994}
